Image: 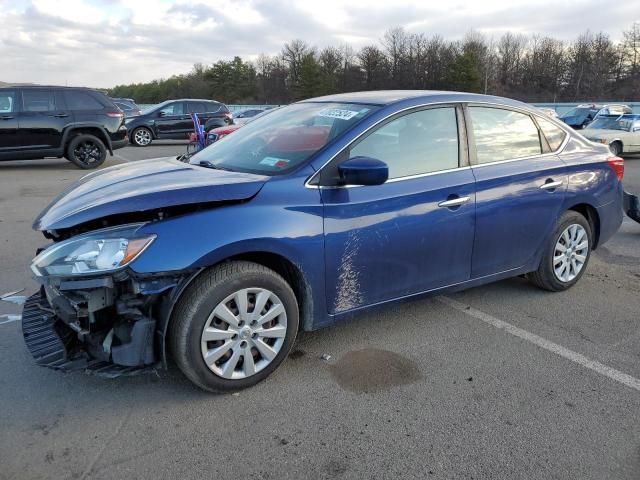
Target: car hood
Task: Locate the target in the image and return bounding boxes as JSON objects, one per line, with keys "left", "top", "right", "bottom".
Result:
{"left": 34, "top": 157, "right": 269, "bottom": 231}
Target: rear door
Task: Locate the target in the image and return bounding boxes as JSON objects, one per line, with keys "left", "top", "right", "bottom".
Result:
{"left": 321, "top": 105, "right": 476, "bottom": 313}
{"left": 17, "top": 88, "right": 71, "bottom": 152}
{"left": 466, "top": 105, "right": 568, "bottom": 278}
{"left": 0, "top": 89, "right": 20, "bottom": 156}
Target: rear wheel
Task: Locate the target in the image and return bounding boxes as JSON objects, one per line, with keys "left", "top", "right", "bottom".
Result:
{"left": 65, "top": 134, "right": 106, "bottom": 169}
{"left": 169, "top": 261, "right": 299, "bottom": 392}
{"left": 131, "top": 127, "right": 153, "bottom": 147}
{"left": 527, "top": 211, "right": 592, "bottom": 291}
{"left": 609, "top": 141, "right": 622, "bottom": 156}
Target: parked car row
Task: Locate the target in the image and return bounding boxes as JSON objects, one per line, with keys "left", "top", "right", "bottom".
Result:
{"left": 0, "top": 85, "right": 257, "bottom": 168}
{"left": 559, "top": 103, "right": 633, "bottom": 129}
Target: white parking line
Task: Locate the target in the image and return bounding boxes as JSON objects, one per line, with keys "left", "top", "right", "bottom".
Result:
{"left": 438, "top": 296, "right": 640, "bottom": 393}
{"left": 112, "top": 153, "right": 130, "bottom": 163}
{"left": 0, "top": 315, "right": 21, "bottom": 325}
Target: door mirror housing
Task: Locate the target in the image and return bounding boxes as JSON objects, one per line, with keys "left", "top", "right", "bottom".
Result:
{"left": 158, "top": 111, "right": 167, "bottom": 118}
{"left": 337, "top": 156, "right": 388, "bottom": 186}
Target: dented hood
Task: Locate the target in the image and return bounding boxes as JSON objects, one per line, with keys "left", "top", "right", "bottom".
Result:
{"left": 34, "top": 157, "right": 268, "bottom": 231}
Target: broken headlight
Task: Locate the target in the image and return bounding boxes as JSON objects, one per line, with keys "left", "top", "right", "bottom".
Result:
{"left": 31, "top": 225, "right": 155, "bottom": 277}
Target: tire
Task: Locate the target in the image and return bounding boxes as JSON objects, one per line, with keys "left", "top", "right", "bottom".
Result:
{"left": 609, "top": 141, "right": 622, "bottom": 157}
{"left": 65, "top": 134, "right": 107, "bottom": 169}
{"left": 169, "top": 261, "right": 299, "bottom": 392}
{"left": 527, "top": 211, "right": 592, "bottom": 292}
{"left": 131, "top": 127, "right": 153, "bottom": 147}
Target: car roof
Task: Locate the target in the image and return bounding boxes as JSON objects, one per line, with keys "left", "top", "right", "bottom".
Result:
{"left": 300, "top": 90, "right": 532, "bottom": 110}
{"left": 0, "top": 85, "right": 98, "bottom": 91}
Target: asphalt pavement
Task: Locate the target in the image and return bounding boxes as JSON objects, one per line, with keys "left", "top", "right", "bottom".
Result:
{"left": 1, "top": 143, "right": 639, "bottom": 480}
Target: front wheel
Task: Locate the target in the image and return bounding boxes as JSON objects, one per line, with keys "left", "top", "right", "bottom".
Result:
{"left": 169, "top": 261, "right": 299, "bottom": 392}
{"left": 131, "top": 127, "right": 153, "bottom": 147}
{"left": 65, "top": 134, "right": 107, "bottom": 169}
{"left": 527, "top": 211, "right": 592, "bottom": 292}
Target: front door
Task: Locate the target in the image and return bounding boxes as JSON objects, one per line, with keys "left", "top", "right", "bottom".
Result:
{"left": 466, "top": 106, "right": 568, "bottom": 278}
{"left": 321, "top": 105, "right": 476, "bottom": 314}
{"left": 156, "top": 101, "right": 190, "bottom": 138}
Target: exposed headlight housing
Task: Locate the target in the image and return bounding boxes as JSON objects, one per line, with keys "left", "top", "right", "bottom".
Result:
{"left": 31, "top": 225, "right": 155, "bottom": 277}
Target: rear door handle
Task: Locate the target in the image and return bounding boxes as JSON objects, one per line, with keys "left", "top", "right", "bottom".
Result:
{"left": 540, "top": 180, "right": 563, "bottom": 190}
{"left": 0, "top": 115, "right": 13, "bottom": 120}
{"left": 438, "top": 196, "right": 471, "bottom": 208}
{"left": 50, "top": 113, "right": 69, "bottom": 118}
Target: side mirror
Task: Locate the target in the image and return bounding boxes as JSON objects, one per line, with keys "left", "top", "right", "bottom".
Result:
{"left": 158, "top": 111, "right": 166, "bottom": 118}
{"left": 337, "top": 156, "right": 388, "bottom": 186}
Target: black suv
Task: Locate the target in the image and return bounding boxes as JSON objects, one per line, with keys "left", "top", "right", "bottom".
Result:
{"left": 125, "top": 99, "right": 232, "bottom": 146}
{"left": 0, "top": 86, "right": 127, "bottom": 169}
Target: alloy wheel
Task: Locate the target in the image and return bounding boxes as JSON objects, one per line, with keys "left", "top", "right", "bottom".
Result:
{"left": 134, "top": 128, "right": 151, "bottom": 146}
{"left": 200, "top": 288, "right": 287, "bottom": 380}
{"left": 73, "top": 141, "right": 101, "bottom": 165}
{"left": 553, "top": 224, "right": 588, "bottom": 282}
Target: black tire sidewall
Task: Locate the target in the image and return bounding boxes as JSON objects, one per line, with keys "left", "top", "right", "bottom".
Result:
{"left": 66, "top": 134, "right": 106, "bottom": 169}
{"left": 541, "top": 212, "right": 593, "bottom": 291}
{"left": 131, "top": 127, "right": 152, "bottom": 147}
{"left": 177, "top": 267, "right": 299, "bottom": 392}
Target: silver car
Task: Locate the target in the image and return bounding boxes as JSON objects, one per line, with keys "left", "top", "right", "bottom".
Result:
{"left": 581, "top": 114, "right": 640, "bottom": 156}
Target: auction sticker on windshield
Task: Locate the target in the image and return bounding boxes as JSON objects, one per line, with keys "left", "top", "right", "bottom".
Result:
{"left": 317, "top": 108, "right": 368, "bottom": 121}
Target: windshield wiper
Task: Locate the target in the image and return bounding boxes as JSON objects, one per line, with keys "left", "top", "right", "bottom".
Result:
{"left": 198, "top": 160, "right": 230, "bottom": 171}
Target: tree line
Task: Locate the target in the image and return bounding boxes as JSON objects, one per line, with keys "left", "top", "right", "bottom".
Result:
{"left": 108, "top": 23, "right": 640, "bottom": 105}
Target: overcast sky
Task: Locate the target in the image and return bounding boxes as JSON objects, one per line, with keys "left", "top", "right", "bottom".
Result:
{"left": 1, "top": 0, "right": 638, "bottom": 88}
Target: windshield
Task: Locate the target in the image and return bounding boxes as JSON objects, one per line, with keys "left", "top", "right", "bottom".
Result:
{"left": 189, "top": 102, "right": 379, "bottom": 175}
{"left": 562, "top": 107, "right": 590, "bottom": 118}
{"left": 589, "top": 114, "right": 639, "bottom": 131}
{"left": 587, "top": 117, "right": 623, "bottom": 130}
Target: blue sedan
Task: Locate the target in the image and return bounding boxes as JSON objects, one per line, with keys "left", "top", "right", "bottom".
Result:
{"left": 25, "top": 91, "right": 624, "bottom": 391}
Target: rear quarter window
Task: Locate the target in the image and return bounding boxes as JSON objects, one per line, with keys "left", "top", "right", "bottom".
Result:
{"left": 64, "top": 91, "right": 104, "bottom": 110}
{"left": 536, "top": 116, "right": 567, "bottom": 151}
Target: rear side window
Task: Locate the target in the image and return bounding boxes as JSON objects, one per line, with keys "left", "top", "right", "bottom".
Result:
{"left": 536, "top": 116, "right": 567, "bottom": 151}
{"left": 64, "top": 90, "right": 104, "bottom": 110}
{"left": 350, "top": 107, "right": 459, "bottom": 179}
{"left": 0, "top": 90, "right": 16, "bottom": 113}
{"left": 22, "top": 89, "right": 56, "bottom": 112}
{"left": 115, "top": 102, "right": 133, "bottom": 111}
{"left": 469, "top": 107, "right": 542, "bottom": 163}
{"left": 187, "top": 102, "right": 206, "bottom": 113}
{"left": 203, "top": 102, "right": 222, "bottom": 113}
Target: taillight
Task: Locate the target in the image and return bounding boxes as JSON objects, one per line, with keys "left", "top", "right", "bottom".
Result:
{"left": 106, "top": 111, "right": 124, "bottom": 118}
{"left": 607, "top": 156, "right": 624, "bottom": 181}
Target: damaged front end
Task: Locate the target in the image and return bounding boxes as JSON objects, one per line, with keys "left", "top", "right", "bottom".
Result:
{"left": 22, "top": 224, "right": 194, "bottom": 377}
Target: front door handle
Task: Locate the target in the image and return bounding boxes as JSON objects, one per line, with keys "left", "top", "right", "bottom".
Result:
{"left": 50, "top": 113, "right": 69, "bottom": 118}
{"left": 0, "top": 115, "right": 13, "bottom": 120}
{"left": 438, "top": 196, "right": 471, "bottom": 208}
{"left": 540, "top": 179, "right": 563, "bottom": 190}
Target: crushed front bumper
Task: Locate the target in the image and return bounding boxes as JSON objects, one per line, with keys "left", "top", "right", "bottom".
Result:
{"left": 22, "top": 291, "right": 155, "bottom": 377}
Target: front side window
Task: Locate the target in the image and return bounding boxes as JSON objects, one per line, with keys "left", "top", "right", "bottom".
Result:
{"left": 536, "top": 116, "right": 567, "bottom": 151}
{"left": 190, "top": 102, "right": 379, "bottom": 175}
{"left": 22, "top": 89, "right": 55, "bottom": 112}
{"left": 469, "top": 107, "right": 542, "bottom": 164}
{"left": 159, "top": 102, "right": 184, "bottom": 116}
{"left": 349, "top": 107, "right": 459, "bottom": 179}
{"left": 0, "top": 91, "right": 16, "bottom": 113}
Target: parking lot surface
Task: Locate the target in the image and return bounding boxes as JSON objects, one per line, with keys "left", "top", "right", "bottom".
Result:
{"left": 1, "top": 144, "right": 639, "bottom": 479}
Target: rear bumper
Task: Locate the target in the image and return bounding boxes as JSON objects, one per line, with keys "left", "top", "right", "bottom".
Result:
{"left": 111, "top": 138, "right": 129, "bottom": 150}
{"left": 623, "top": 190, "right": 640, "bottom": 224}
